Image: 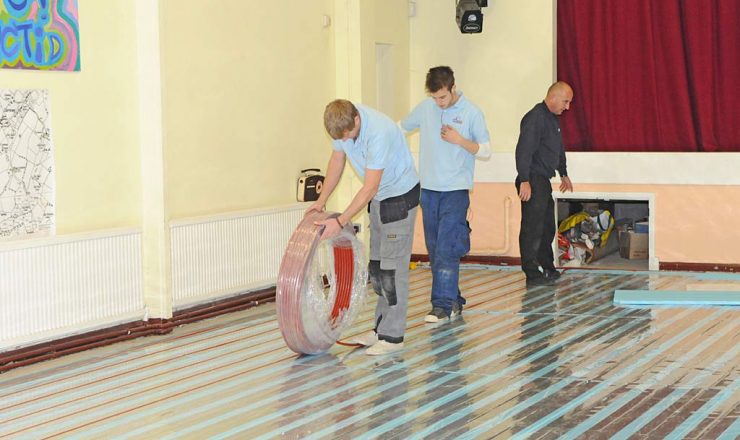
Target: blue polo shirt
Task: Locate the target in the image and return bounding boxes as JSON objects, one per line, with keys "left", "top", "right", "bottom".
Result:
{"left": 401, "top": 92, "right": 490, "bottom": 191}
{"left": 332, "top": 104, "right": 418, "bottom": 201}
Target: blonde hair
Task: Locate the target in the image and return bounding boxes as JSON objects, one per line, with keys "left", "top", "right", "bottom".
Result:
{"left": 324, "top": 99, "right": 358, "bottom": 139}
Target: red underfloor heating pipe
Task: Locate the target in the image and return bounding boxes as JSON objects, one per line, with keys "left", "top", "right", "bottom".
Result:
{"left": 276, "top": 211, "right": 367, "bottom": 354}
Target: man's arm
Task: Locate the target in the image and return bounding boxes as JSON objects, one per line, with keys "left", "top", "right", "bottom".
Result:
{"left": 515, "top": 112, "right": 541, "bottom": 202}
{"left": 397, "top": 121, "right": 411, "bottom": 135}
{"left": 557, "top": 144, "right": 572, "bottom": 192}
{"left": 558, "top": 147, "right": 568, "bottom": 180}
{"left": 441, "top": 108, "right": 492, "bottom": 159}
{"left": 441, "top": 125, "right": 488, "bottom": 157}
{"left": 316, "top": 168, "right": 382, "bottom": 239}
{"left": 398, "top": 102, "right": 423, "bottom": 136}
{"left": 515, "top": 114, "right": 540, "bottom": 183}
{"left": 474, "top": 141, "right": 492, "bottom": 160}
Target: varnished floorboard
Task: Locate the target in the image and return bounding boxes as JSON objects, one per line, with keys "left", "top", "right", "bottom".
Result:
{"left": 0, "top": 266, "right": 737, "bottom": 439}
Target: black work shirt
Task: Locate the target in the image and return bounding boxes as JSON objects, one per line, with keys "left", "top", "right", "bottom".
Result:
{"left": 515, "top": 101, "right": 567, "bottom": 182}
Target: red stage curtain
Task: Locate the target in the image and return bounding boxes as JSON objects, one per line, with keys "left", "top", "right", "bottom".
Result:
{"left": 557, "top": 0, "right": 740, "bottom": 152}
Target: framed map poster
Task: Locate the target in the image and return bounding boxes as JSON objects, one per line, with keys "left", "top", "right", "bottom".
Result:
{"left": 0, "top": 89, "right": 55, "bottom": 239}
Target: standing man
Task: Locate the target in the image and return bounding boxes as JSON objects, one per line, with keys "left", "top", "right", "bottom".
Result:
{"left": 308, "top": 99, "right": 420, "bottom": 355}
{"left": 400, "top": 66, "right": 491, "bottom": 323}
{"left": 515, "top": 81, "right": 574, "bottom": 287}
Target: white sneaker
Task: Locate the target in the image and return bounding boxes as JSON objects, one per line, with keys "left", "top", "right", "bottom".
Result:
{"left": 365, "top": 340, "right": 404, "bottom": 355}
{"left": 348, "top": 330, "right": 378, "bottom": 346}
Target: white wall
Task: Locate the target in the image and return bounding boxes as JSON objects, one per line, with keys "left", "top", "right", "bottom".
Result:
{"left": 408, "top": 0, "right": 554, "bottom": 153}
{"left": 160, "top": 0, "right": 336, "bottom": 219}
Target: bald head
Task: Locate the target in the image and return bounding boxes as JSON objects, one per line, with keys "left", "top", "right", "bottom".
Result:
{"left": 546, "top": 81, "right": 573, "bottom": 98}
{"left": 545, "top": 81, "right": 573, "bottom": 115}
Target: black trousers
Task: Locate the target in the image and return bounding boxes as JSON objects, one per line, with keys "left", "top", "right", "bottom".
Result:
{"left": 515, "top": 174, "right": 556, "bottom": 280}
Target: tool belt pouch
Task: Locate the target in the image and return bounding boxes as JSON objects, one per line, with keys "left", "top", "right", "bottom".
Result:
{"left": 379, "top": 183, "right": 420, "bottom": 224}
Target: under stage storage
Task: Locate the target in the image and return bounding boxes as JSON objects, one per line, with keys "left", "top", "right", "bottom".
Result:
{"left": 553, "top": 192, "right": 656, "bottom": 271}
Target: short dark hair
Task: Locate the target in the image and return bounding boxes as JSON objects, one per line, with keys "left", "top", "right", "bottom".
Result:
{"left": 425, "top": 66, "right": 455, "bottom": 93}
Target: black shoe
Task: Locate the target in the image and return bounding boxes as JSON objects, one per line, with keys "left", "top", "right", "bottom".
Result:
{"left": 425, "top": 307, "right": 450, "bottom": 323}
{"left": 451, "top": 302, "right": 463, "bottom": 318}
{"left": 544, "top": 269, "right": 561, "bottom": 280}
{"left": 525, "top": 276, "right": 555, "bottom": 288}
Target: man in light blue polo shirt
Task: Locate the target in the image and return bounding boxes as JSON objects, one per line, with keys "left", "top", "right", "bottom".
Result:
{"left": 308, "top": 99, "right": 420, "bottom": 355}
{"left": 400, "top": 66, "right": 491, "bottom": 323}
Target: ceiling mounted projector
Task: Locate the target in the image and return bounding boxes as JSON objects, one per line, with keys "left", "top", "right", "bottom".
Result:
{"left": 456, "top": 0, "right": 488, "bottom": 34}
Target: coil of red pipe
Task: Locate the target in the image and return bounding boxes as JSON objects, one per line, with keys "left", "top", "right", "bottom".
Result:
{"left": 276, "top": 211, "right": 367, "bottom": 354}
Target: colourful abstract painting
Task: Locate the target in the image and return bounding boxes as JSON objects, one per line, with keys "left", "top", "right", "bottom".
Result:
{"left": 0, "top": 0, "right": 80, "bottom": 71}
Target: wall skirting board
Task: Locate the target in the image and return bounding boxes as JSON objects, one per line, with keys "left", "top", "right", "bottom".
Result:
{"left": 0, "top": 288, "right": 275, "bottom": 374}
{"left": 413, "top": 254, "right": 522, "bottom": 266}
{"left": 658, "top": 262, "right": 739, "bottom": 273}
{"left": 412, "top": 254, "right": 740, "bottom": 273}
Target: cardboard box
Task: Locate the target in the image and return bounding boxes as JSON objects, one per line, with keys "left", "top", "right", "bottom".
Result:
{"left": 619, "top": 231, "right": 648, "bottom": 259}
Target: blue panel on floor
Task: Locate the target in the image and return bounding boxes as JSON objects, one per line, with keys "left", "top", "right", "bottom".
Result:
{"left": 696, "top": 272, "right": 740, "bottom": 281}
{"left": 614, "top": 290, "right": 740, "bottom": 306}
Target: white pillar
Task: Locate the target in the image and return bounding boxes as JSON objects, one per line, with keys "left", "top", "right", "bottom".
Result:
{"left": 135, "top": 0, "right": 171, "bottom": 319}
{"left": 332, "top": 0, "right": 367, "bottom": 237}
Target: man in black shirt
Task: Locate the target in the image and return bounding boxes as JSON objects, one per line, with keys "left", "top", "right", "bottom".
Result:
{"left": 515, "top": 82, "right": 574, "bottom": 287}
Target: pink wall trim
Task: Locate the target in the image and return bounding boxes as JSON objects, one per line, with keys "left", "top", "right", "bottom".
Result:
{"left": 413, "top": 183, "right": 740, "bottom": 265}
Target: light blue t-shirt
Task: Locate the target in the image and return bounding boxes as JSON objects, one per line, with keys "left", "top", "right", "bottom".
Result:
{"left": 332, "top": 104, "right": 418, "bottom": 201}
{"left": 401, "top": 92, "right": 490, "bottom": 191}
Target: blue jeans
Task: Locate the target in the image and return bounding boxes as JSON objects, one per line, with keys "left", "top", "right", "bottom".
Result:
{"left": 420, "top": 189, "right": 470, "bottom": 312}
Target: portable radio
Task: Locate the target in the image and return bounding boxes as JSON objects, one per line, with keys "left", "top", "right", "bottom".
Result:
{"left": 297, "top": 168, "right": 324, "bottom": 202}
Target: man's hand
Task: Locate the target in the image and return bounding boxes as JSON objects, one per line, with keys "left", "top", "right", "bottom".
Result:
{"left": 560, "top": 176, "right": 573, "bottom": 193}
{"left": 441, "top": 124, "right": 464, "bottom": 145}
{"left": 518, "top": 181, "right": 532, "bottom": 201}
{"left": 306, "top": 200, "right": 325, "bottom": 215}
{"left": 307, "top": 201, "right": 340, "bottom": 240}
{"left": 314, "top": 217, "right": 342, "bottom": 240}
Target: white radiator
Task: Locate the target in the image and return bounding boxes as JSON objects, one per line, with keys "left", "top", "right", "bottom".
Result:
{"left": 0, "top": 229, "right": 145, "bottom": 351}
{"left": 170, "top": 203, "right": 307, "bottom": 308}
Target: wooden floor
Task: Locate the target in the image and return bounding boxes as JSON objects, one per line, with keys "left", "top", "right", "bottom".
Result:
{"left": 0, "top": 267, "right": 738, "bottom": 439}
